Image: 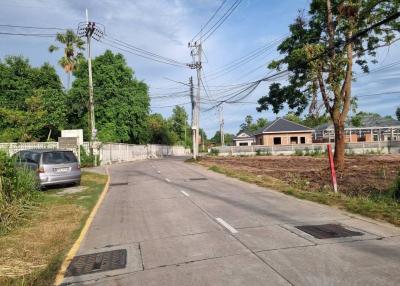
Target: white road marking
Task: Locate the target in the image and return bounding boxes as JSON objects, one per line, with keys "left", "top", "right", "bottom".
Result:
{"left": 216, "top": 218, "right": 238, "bottom": 234}
{"left": 157, "top": 171, "right": 161, "bottom": 174}
{"left": 165, "top": 178, "right": 171, "bottom": 183}
{"left": 180, "top": 190, "right": 189, "bottom": 197}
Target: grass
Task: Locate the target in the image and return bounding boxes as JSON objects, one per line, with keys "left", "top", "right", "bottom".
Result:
{"left": 205, "top": 164, "right": 400, "bottom": 226}
{"left": 0, "top": 171, "right": 108, "bottom": 286}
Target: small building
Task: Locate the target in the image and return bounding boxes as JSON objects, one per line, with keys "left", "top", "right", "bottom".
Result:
{"left": 313, "top": 116, "right": 400, "bottom": 143}
{"left": 253, "top": 118, "right": 313, "bottom": 146}
{"left": 233, "top": 131, "right": 255, "bottom": 146}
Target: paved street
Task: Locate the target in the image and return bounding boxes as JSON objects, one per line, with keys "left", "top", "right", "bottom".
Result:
{"left": 63, "top": 158, "right": 400, "bottom": 286}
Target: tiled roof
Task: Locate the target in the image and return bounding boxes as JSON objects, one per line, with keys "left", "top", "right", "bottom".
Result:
{"left": 315, "top": 115, "right": 400, "bottom": 130}
{"left": 254, "top": 118, "right": 313, "bottom": 135}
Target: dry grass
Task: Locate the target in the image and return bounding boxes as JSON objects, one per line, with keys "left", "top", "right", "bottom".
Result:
{"left": 0, "top": 171, "right": 107, "bottom": 286}
{"left": 0, "top": 204, "right": 84, "bottom": 278}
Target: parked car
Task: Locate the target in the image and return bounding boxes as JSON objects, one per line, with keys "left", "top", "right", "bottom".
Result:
{"left": 13, "top": 149, "right": 81, "bottom": 187}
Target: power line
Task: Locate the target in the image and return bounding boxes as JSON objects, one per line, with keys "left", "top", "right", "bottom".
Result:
{"left": 0, "top": 24, "right": 67, "bottom": 30}
{"left": 102, "top": 34, "right": 188, "bottom": 67}
{"left": 201, "top": 0, "right": 243, "bottom": 43}
{"left": 99, "top": 39, "right": 188, "bottom": 68}
{"left": 191, "top": 0, "right": 228, "bottom": 43}
{"left": 0, "top": 32, "right": 57, "bottom": 37}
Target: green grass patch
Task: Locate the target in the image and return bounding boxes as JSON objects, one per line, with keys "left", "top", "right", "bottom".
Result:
{"left": 206, "top": 164, "right": 400, "bottom": 226}
{"left": 0, "top": 171, "right": 108, "bottom": 286}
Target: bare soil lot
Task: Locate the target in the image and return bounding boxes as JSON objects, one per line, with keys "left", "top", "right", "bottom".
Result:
{"left": 199, "top": 155, "right": 400, "bottom": 195}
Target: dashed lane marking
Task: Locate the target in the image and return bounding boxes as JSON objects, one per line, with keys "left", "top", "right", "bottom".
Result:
{"left": 181, "top": 190, "right": 189, "bottom": 197}
{"left": 216, "top": 218, "right": 238, "bottom": 234}
{"left": 165, "top": 178, "right": 171, "bottom": 183}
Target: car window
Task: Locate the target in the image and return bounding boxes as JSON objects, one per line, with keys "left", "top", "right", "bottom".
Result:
{"left": 42, "top": 151, "right": 77, "bottom": 164}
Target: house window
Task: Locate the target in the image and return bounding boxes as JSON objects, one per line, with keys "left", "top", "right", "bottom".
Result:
{"left": 290, "top": 137, "right": 298, "bottom": 144}
{"left": 239, "top": 142, "right": 248, "bottom": 146}
{"left": 300, "top": 137, "right": 306, "bottom": 144}
{"left": 273, "top": 137, "right": 281, "bottom": 145}
{"left": 258, "top": 137, "right": 263, "bottom": 145}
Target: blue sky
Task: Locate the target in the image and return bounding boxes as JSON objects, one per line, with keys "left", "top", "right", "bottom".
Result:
{"left": 1, "top": 0, "right": 399, "bottom": 138}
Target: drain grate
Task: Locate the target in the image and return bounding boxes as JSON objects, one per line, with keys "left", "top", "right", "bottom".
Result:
{"left": 296, "top": 224, "right": 363, "bottom": 239}
{"left": 65, "top": 249, "right": 127, "bottom": 277}
{"left": 109, "top": 182, "right": 129, "bottom": 187}
{"left": 189, "top": 177, "right": 208, "bottom": 181}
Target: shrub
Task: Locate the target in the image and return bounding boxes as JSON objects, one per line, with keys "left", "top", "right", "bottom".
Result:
{"left": 294, "top": 149, "right": 303, "bottom": 156}
{"left": 0, "top": 151, "right": 40, "bottom": 234}
{"left": 210, "top": 148, "right": 220, "bottom": 156}
{"left": 388, "top": 172, "right": 400, "bottom": 201}
{"left": 80, "top": 146, "right": 101, "bottom": 167}
{"left": 256, "top": 149, "right": 271, "bottom": 156}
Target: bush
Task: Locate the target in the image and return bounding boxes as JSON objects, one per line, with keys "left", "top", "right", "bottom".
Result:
{"left": 0, "top": 151, "right": 40, "bottom": 234}
{"left": 389, "top": 172, "right": 400, "bottom": 201}
{"left": 294, "top": 149, "right": 303, "bottom": 156}
{"left": 256, "top": 149, "right": 271, "bottom": 156}
{"left": 210, "top": 148, "right": 220, "bottom": 156}
{"left": 80, "top": 146, "right": 101, "bottom": 167}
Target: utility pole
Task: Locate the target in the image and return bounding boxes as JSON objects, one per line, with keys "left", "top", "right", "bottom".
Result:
{"left": 188, "top": 41, "right": 202, "bottom": 158}
{"left": 189, "top": 76, "right": 196, "bottom": 159}
{"left": 77, "top": 10, "right": 104, "bottom": 165}
{"left": 219, "top": 104, "right": 224, "bottom": 146}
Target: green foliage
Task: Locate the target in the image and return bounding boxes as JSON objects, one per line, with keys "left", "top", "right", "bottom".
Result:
{"left": 168, "top": 105, "right": 189, "bottom": 145}
{"left": 210, "top": 131, "right": 234, "bottom": 145}
{"left": 294, "top": 149, "right": 304, "bottom": 156}
{"left": 256, "top": 149, "right": 271, "bottom": 156}
{"left": 257, "top": 0, "right": 400, "bottom": 168}
{"left": 210, "top": 149, "right": 220, "bottom": 156}
{"left": 389, "top": 172, "right": 400, "bottom": 201}
{"left": 0, "top": 151, "right": 40, "bottom": 234}
{"left": 0, "top": 56, "right": 66, "bottom": 142}
{"left": 49, "top": 29, "right": 85, "bottom": 88}
{"left": 68, "top": 50, "right": 150, "bottom": 143}
{"left": 147, "top": 113, "right": 177, "bottom": 145}
{"left": 239, "top": 115, "right": 268, "bottom": 133}
{"left": 79, "top": 146, "right": 100, "bottom": 167}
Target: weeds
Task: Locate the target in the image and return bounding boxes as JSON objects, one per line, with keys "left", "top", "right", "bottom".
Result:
{"left": 210, "top": 149, "right": 220, "bottom": 156}
{"left": 80, "top": 146, "right": 101, "bottom": 167}
{"left": 0, "top": 151, "right": 41, "bottom": 234}
{"left": 256, "top": 149, "right": 271, "bottom": 156}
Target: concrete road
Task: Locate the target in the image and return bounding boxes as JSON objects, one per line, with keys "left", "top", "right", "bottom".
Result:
{"left": 62, "top": 158, "right": 400, "bottom": 286}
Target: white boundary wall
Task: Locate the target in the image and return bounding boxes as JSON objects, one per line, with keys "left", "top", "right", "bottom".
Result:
{"left": 0, "top": 142, "right": 190, "bottom": 165}
{"left": 212, "top": 141, "right": 400, "bottom": 156}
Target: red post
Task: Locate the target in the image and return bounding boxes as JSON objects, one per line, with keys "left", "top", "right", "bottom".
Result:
{"left": 327, "top": 144, "right": 338, "bottom": 193}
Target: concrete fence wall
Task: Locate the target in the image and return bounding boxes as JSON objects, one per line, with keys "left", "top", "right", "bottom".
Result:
{"left": 212, "top": 141, "right": 400, "bottom": 156}
{"left": 0, "top": 141, "right": 190, "bottom": 165}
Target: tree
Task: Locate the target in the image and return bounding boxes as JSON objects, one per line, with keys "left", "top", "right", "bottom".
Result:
{"left": 0, "top": 56, "right": 66, "bottom": 141}
{"left": 147, "top": 113, "right": 177, "bottom": 145}
{"left": 211, "top": 131, "right": 233, "bottom": 145}
{"left": 68, "top": 50, "right": 150, "bottom": 143}
{"left": 169, "top": 105, "right": 189, "bottom": 145}
{"left": 49, "top": 29, "right": 85, "bottom": 89}
{"left": 257, "top": 0, "right": 400, "bottom": 169}
{"left": 396, "top": 107, "right": 400, "bottom": 121}
{"left": 239, "top": 115, "right": 268, "bottom": 133}
{"left": 240, "top": 115, "right": 253, "bottom": 132}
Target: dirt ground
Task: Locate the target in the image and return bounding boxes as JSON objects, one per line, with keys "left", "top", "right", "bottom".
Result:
{"left": 200, "top": 154, "right": 400, "bottom": 195}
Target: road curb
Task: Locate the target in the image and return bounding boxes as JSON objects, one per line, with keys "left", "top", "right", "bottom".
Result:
{"left": 54, "top": 166, "right": 110, "bottom": 285}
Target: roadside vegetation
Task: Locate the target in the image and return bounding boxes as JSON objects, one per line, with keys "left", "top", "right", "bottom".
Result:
{"left": 197, "top": 155, "right": 400, "bottom": 226}
{"left": 0, "top": 169, "right": 108, "bottom": 286}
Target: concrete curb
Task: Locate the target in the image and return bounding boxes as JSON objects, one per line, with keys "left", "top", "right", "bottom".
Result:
{"left": 54, "top": 166, "right": 110, "bottom": 285}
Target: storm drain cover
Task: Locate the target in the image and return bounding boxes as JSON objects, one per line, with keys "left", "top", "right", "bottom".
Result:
{"left": 296, "top": 224, "right": 363, "bottom": 239}
{"left": 109, "top": 182, "right": 129, "bottom": 186}
{"left": 65, "top": 249, "right": 127, "bottom": 277}
{"left": 189, "top": 177, "right": 208, "bottom": 181}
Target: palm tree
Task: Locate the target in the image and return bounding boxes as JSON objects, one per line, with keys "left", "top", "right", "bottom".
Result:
{"left": 49, "top": 29, "right": 85, "bottom": 89}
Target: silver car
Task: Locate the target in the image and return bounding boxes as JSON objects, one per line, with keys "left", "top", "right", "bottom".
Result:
{"left": 14, "top": 149, "right": 81, "bottom": 187}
